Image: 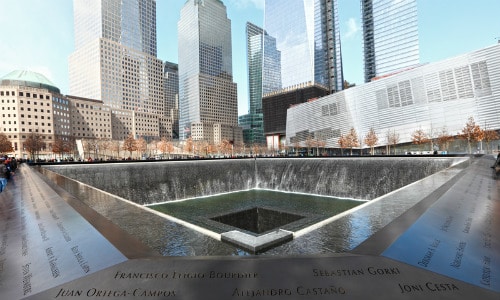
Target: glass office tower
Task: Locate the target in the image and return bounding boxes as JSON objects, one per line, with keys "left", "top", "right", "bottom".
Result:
{"left": 239, "top": 22, "right": 281, "bottom": 145}
{"left": 73, "top": 0, "right": 157, "bottom": 56}
{"left": 178, "top": 0, "right": 239, "bottom": 143}
{"left": 247, "top": 22, "right": 282, "bottom": 115}
{"left": 164, "top": 62, "right": 179, "bottom": 139}
{"left": 69, "top": 0, "right": 163, "bottom": 113}
{"left": 264, "top": 0, "right": 344, "bottom": 93}
{"left": 361, "top": 0, "right": 419, "bottom": 82}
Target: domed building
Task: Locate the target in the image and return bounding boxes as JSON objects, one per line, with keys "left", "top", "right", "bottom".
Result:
{"left": 0, "top": 70, "right": 172, "bottom": 160}
{"left": 0, "top": 70, "right": 71, "bottom": 159}
{"left": 1, "top": 70, "right": 60, "bottom": 93}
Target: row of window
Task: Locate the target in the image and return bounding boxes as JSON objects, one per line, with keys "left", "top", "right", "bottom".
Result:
{"left": 0, "top": 90, "right": 50, "bottom": 99}
{"left": 3, "top": 127, "right": 52, "bottom": 133}
{"left": 4, "top": 113, "right": 51, "bottom": 120}
{"left": 19, "top": 100, "right": 51, "bottom": 106}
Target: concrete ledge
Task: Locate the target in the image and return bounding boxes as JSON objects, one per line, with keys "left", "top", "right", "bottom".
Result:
{"left": 0, "top": 165, "right": 130, "bottom": 299}
{"left": 221, "top": 230, "right": 293, "bottom": 253}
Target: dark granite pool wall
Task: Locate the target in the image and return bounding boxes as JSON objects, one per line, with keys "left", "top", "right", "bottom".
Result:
{"left": 41, "top": 157, "right": 459, "bottom": 204}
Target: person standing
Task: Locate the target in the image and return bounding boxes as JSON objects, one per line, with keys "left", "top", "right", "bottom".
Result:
{"left": 0, "top": 160, "right": 7, "bottom": 192}
{"left": 492, "top": 152, "right": 500, "bottom": 170}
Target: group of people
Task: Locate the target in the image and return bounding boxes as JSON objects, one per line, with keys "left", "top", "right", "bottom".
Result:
{"left": 0, "top": 156, "right": 17, "bottom": 192}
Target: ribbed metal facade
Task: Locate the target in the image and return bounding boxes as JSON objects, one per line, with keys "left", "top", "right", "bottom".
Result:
{"left": 286, "top": 45, "right": 500, "bottom": 150}
{"left": 265, "top": 85, "right": 329, "bottom": 135}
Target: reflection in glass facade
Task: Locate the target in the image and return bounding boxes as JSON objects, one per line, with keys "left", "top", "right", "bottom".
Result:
{"left": 247, "top": 22, "right": 282, "bottom": 116}
{"left": 164, "top": 62, "right": 179, "bottom": 139}
{"left": 74, "top": 0, "right": 157, "bottom": 56}
{"left": 361, "top": 0, "right": 419, "bottom": 82}
{"left": 70, "top": 0, "right": 163, "bottom": 113}
{"left": 239, "top": 22, "right": 280, "bottom": 145}
{"left": 178, "top": 0, "right": 239, "bottom": 142}
{"left": 286, "top": 45, "right": 500, "bottom": 151}
{"left": 262, "top": 26, "right": 282, "bottom": 98}
{"left": 264, "top": 0, "right": 344, "bottom": 93}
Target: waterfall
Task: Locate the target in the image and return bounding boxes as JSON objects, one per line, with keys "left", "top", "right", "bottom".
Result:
{"left": 42, "top": 157, "right": 456, "bottom": 204}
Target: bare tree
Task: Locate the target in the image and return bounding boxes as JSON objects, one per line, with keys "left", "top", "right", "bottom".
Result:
{"left": 345, "top": 127, "right": 360, "bottom": 155}
{"left": 0, "top": 133, "right": 13, "bottom": 155}
{"left": 122, "top": 134, "right": 137, "bottom": 158}
{"left": 52, "top": 136, "right": 72, "bottom": 159}
{"left": 136, "top": 137, "right": 147, "bottom": 158}
{"left": 65, "top": 138, "right": 77, "bottom": 158}
{"left": 233, "top": 141, "right": 245, "bottom": 157}
{"left": 24, "top": 132, "right": 43, "bottom": 160}
{"left": 183, "top": 137, "right": 194, "bottom": 155}
{"left": 317, "top": 139, "right": 326, "bottom": 156}
{"left": 158, "top": 137, "right": 175, "bottom": 159}
{"left": 305, "top": 135, "right": 316, "bottom": 156}
{"left": 292, "top": 140, "right": 301, "bottom": 156}
{"left": 98, "top": 139, "right": 111, "bottom": 159}
{"left": 458, "top": 116, "right": 484, "bottom": 154}
{"left": 218, "top": 139, "right": 232, "bottom": 157}
{"left": 386, "top": 130, "right": 400, "bottom": 155}
{"left": 483, "top": 129, "right": 499, "bottom": 154}
{"left": 148, "top": 139, "right": 159, "bottom": 158}
{"left": 436, "top": 127, "right": 454, "bottom": 153}
{"left": 201, "top": 141, "right": 215, "bottom": 157}
{"left": 83, "top": 139, "right": 99, "bottom": 159}
{"left": 338, "top": 134, "right": 348, "bottom": 156}
{"left": 110, "top": 140, "right": 121, "bottom": 159}
{"left": 363, "top": 127, "right": 378, "bottom": 155}
{"left": 251, "top": 143, "right": 262, "bottom": 157}
{"left": 411, "top": 128, "right": 430, "bottom": 151}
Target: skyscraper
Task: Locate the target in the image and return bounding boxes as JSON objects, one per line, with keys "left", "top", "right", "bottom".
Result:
{"left": 239, "top": 22, "right": 281, "bottom": 145}
{"left": 178, "top": 0, "right": 241, "bottom": 144}
{"left": 361, "top": 0, "right": 420, "bottom": 82}
{"left": 164, "top": 62, "right": 179, "bottom": 139}
{"left": 246, "top": 22, "right": 282, "bottom": 116}
{"left": 262, "top": 0, "right": 343, "bottom": 150}
{"left": 69, "top": 0, "right": 164, "bottom": 114}
{"left": 264, "top": 0, "right": 344, "bottom": 93}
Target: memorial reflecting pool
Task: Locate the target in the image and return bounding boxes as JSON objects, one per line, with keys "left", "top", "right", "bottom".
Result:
{"left": 39, "top": 157, "right": 465, "bottom": 255}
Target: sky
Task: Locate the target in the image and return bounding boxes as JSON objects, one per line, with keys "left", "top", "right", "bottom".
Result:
{"left": 0, "top": 0, "right": 499, "bottom": 116}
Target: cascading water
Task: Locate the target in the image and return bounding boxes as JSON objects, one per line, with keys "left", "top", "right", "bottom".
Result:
{"left": 42, "top": 157, "right": 458, "bottom": 204}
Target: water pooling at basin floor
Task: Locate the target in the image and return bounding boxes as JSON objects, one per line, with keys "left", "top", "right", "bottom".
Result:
{"left": 148, "top": 190, "right": 364, "bottom": 253}
{"left": 149, "top": 190, "right": 363, "bottom": 249}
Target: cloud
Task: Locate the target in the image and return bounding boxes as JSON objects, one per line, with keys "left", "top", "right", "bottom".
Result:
{"left": 231, "top": 0, "right": 264, "bottom": 10}
{"left": 345, "top": 17, "right": 360, "bottom": 38}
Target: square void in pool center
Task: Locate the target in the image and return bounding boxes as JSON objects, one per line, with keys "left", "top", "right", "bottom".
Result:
{"left": 210, "top": 207, "right": 305, "bottom": 234}
{"left": 150, "top": 189, "right": 362, "bottom": 235}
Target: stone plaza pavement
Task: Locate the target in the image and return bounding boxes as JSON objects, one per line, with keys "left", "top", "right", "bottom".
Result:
{"left": 0, "top": 156, "right": 498, "bottom": 299}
